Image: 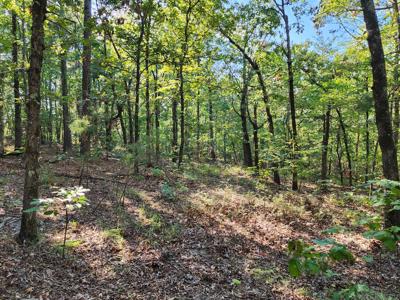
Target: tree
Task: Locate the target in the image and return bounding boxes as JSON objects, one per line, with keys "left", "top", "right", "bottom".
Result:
{"left": 19, "top": 0, "right": 47, "bottom": 243}
{"left": 360, "top": 0, "right": 400, "bottom": 226}
{"left": 12, "top": 11, "right": 22, "bottom": 150}
{"left": 80, "top": 0, "right": 92, "bottom": 155}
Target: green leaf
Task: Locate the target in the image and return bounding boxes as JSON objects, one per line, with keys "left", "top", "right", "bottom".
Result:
{"left": 328, "top": 245, "right": 354, "bottom": 263}
{"left": 288, "top": 258, "right": 302, "bottom": 278}
{"left": 24, "top": 207, "right": 39, "bottom": 213}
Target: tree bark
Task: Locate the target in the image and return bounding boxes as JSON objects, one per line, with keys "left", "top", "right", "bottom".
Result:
{"left": 133, "top": 14, "right": 145, "bottom": 173}
{"left": 281, "top": 1, "right": 298, "bottom": 191}
{"left": 240, "top": 61, "right": 253, "bottom": 167}
{"left": 336, "top": 108, "right": 352, "bottom": 186}
{"left": 321, "top": 105, "right": 331, "bottom": 184}
{"left": 361, "top": 0, "right": 400, "bottom": 226}
{"left": 80, "top": 0, "right": 92, "bottom": 155}
{"left": 392, "top": 0, "right": 400, "bottom": 145}
{"left": 208, "top": 93, "right": 216, "bottom": 161}
{"left": 153, "top": 67, "right": 160, "bottom": 163}
{"left": 0, "top": 75, "right": 4, "bottom": 156}
{"left": 19, "top": 0, "right": 47, "bottom": 243}
{"left": 12, "top": 12, "right": 23, "bottom": 150}
{"left": 145, "top": 17, "right": 152, "bottom": 167}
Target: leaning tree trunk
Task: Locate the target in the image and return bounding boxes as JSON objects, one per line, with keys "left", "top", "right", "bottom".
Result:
{"left": 222, "top": 31, "right": 280, "bottom": 183}
{"left": 361, "top": 0, "right": 400, "bottom": 227}
{"left": 19, "top": 0, "right": 47, "bottom": 243}
{"left": 80, "top": 0, "right": 92, "bottom": 155}
{"left": 12, "top": 12, "right": 23, "bottom": 150}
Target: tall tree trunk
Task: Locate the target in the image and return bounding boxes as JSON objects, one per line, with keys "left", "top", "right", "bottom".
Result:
{"left": 392, "top": 0, "right": 400, "bottom": 145}
{"left": 281, "top": 1, "right": 298, "bottom": 191}
{"left": 196, "top": 95, "right": 200, "bottom": 160}
{"left": 145, "top": 17, "right": 152, "bottom": 167}
{"left": 124, "top": 83, "right": 133, "bottom": 144}
{"left": 133, "top": 15, "right": 145, "bottom": 173}
{"left": 321, "top": 105, "right": 331, "bottom": 185}
{"left": 172, "top": 68, "right": 179, "bottom": 163}
{"left": 222, "top": 31, "right": 280, "bottom": 183}
{"left": 153, "top": 67, "right": 160, "bottom": 163}
{"left": 336, "top": 108, "right": 352, "bottom": 186}
{"left": 361, "top": 0, "right": 400, "bottom": 226}
{"left": 240, "top": 61, "right": 253, "bottom": 167}
{"left": 252, "top": 103, "right": 259, "bottom": 173}
{"left": 336, "top": 127, "right": 344, "bottom": 186}
{"left": 19, "top": 0, "right": 47, "bottom": 243}
{"left": 12, "top": 12, "right": 22, "bottom": 149}
{"left": 365, "top": 110, "right": 370, "bottom": 182}
{"left": 208, "top": 94, "right": 216, "bottom": 161}
{"left": 48, "top": 79, "right": 53, "bottom": 144}
{"left": 80, "top": 0, "right": 92, "bottom": 155}
{"left": 178, "top": 5, "right": 193, "bottom": 167}
{"left": 115, "top": 84, "right": 127, "bottom": 145}
{"left": 61, "top": 56, "right": 72, "bottom": 152}
{"left": 0, "top": 75, "right": 4, "bottom": 156}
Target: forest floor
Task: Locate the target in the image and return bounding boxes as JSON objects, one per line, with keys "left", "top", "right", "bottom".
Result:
{"left": 0, "top": 147, "right": 399, "bottom": 300}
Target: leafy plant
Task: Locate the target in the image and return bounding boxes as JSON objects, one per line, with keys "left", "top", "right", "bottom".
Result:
{"left": 25, "top": 186, "right": 89, "bottom": 258}
{"left": 331, "top": 284, "right": 395, "bottom": 300}
{"left": 287, "top": 238, "right": 354, "bottom": 278}
{"left": 161, "top": 182, "right": 175, "bottom": 201}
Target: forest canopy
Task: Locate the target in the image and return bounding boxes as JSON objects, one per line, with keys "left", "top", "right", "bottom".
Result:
{"left": 1, "top": 0, "right": 400, "bottom": 299}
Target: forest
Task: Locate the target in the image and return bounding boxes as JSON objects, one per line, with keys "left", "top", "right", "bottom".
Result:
{"left": 1, "top": 0, "right": 400, "bottom": 298}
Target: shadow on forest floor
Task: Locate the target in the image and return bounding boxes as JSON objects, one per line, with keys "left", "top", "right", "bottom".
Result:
{"left": 0, "top": 151, "right": 399, "bottom": 299}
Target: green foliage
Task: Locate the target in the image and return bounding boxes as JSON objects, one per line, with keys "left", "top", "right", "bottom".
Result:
{"left": 331, "top": 284, "right": 395, "bottom": 300}
{"left": 151, "top": 168, "right": 165, "bottom": 178}
{"left": 161, "top": 182, "right": 176, "bottom": 201}
{"left": 287, "top": 238, "right": 354, "bottom": 278}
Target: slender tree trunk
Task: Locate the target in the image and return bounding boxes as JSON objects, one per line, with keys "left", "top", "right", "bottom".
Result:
{"left": 12, "top": 12, "right": 23, "bottom": 150}
{"left": 336, "top": 127, "right": 344, "bottom": 186}
{"left": 196, "top": 95, "right": 200, "bottom": 160}
{"left": 133, "top": 16, "right": 145, "bottom": 173}
{"left": 365, "top": 110, "right": 370, "bottom": 182}
{"left": 240, "top": 62, "right": 253, "bottom": 167}
{"left": 153, "top": 67, "right": 160, "bottom": 163}
{"left": 145, "top": 18, "right": 152, "bottom": 167}
{"left": 392, "top": 0, "right": 400, "bottom": 145}
{"left": 178, "top": 5, "right": 193, "bottom": 167}
{"left": 124, "top": 83, "right": 133, "bottom": 144}
{"left": 321, "top": 105, "right": 331, "bottom": 184}
{"left": 223, "top": 131, "right": 227, "bottom": 163}
{"left": 281, "top": 1, "right": 298, "bottom": 191}
{"left": 222, "top": 31, "right": 280, "bottom": 184}
{"left": 80, "top": 0, "right": 92, "bottom": 155}
{"left": 172, "top": 68, "right": 179, "bottom": 163}
{"left": 336, "top": 108, "right": 352, "bottom": 186}
{"left": 61, "top": 54, "right": 72, "bottom": 153}
{"left": 114, "top": 84, "right": 127, "bottom": 145}
{"left": 48, "top": 79, "right": 53, "bottom": 144}
{"left": 208, "top": 94, "right": 216, "bottom": 161}
{"left": 0, "top": 75, "right": 4, "bottom": 156}
{"left": 361, "top": 0, "right": 400, "bottom": 226}
{"left": 252, "top": 103, "right": 259, "bottom": 173}
{"left": 19, "top": 0, "right": 47, "bottom": 243}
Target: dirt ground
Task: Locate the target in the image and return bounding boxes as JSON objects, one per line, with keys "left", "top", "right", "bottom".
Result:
{"left": 0, "top": 150, "right": 399, "bottom": 299}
